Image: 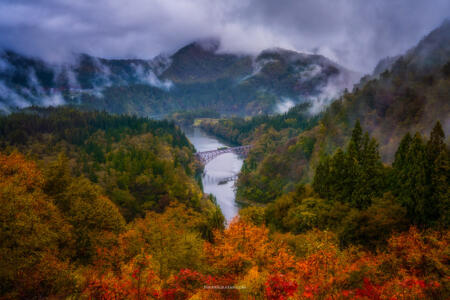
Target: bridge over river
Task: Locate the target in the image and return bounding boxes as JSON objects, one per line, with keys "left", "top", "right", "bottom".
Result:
{"left": 195, "top": 145, "right": 252, "bottom": 165}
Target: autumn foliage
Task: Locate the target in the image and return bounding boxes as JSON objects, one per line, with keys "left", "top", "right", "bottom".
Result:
{"left": 0, "top": 152, "right": 448, "bottom": 299}
{"left": 0, "top": 109, "right": 448, "bottom": 299}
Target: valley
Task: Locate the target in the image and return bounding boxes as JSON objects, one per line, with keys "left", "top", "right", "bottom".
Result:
{"left": 0, "top": 5, "right": 449, "bottom": 299}
{"left": 183, "top": 126, "right": 243, "bottom": 222}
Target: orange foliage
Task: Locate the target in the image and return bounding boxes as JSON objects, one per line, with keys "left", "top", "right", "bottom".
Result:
{"left": 84, "top": 254, "right": 160, "bottom": 300}
{"left": 205, "top": 218, "right": 297, "bottom": 277}
{"left": 2, "top": 152, "right": 448, "bottom": 299}
{"left": 205, "top": 219, "right": 449, "bottom": 299}
{"left": 0, "top": 151, "right": 44, "bottom": 190}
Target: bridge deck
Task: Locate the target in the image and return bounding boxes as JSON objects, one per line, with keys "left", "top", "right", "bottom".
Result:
{"left": 195, "top": 145, "right": 252, "bottom": 165}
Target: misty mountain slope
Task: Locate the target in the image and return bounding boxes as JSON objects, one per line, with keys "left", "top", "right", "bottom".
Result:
{"left": 161, "top": 39, "right": 253, "bottom": 83}
{"left": 321, "top": 21, "right": 450, "bottom": 158}
{"left": 0, "top": 40, "right": 357, "bottom": 116}
{"left": 223, "top": 21, "right": 450, "bottom": 204}
{"left": 242, "top": 48, "right": 359, "bottom": 100}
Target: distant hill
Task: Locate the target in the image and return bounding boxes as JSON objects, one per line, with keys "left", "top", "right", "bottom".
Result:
{"left": 0, "top": 40, "right": 357, "bottom": 116}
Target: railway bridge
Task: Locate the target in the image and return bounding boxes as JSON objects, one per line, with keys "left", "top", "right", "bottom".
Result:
{"left": 195, "top": 145, "right": 252, "bottom": 165}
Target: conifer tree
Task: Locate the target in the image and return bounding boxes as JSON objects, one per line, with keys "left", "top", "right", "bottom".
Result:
{"left": 313, "top": 156, "right": 331, "bottom": 199}
{"left": 402, "top": 133, "right": 428, "bottom": 225}
{"left": 393, "top": 133, "right": 412, "bottom": 171}
{"left": 427, "top": 121, "right": 445, "bottom": 163}
{"left": 426, "top": 121, "right": 449, "bottom": 226}
{"left": 347, "top": 120, "right": 363, "bottom": 161}
{"left": 313, "top": 121, "right": 384, "bottom": 209}
{"left": 331, "top": 148, "right": 351, "bottom": 204}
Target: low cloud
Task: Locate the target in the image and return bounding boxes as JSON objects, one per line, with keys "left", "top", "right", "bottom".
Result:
{"left": 0, "top": 1, "right": 448, "bottom": 72}
{"left": 307, "top": 71, "right": 356, "bottom": 115}
{"left": 0, "top": 80, "right": 30, "bottom": 110}
{"left": 276, "top": 97, "right": 295, "bottom": 114}
{"left": 133, "top": 64, "right": 173, "bottom": 91}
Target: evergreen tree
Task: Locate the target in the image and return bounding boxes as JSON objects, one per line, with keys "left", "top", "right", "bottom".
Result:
{"left": 400, "top": 133, "right": 428, "bottom": 225}
{"left": 347, "top": 120, "right": 363, "bottom": 161}
{"left": 313, "top": 121, "right": 384, "bottom": 209}
{"left": 426, "top": 121, "right": 449, "bottom": 226}
{"left": 427, "top": 121, "right": 445, "bottom": 163}
{"left": 352, "top": 133, "right": 384, "bottom": 209}
{"left": 432, "top": 150, "right": 450, "bottom": 226}
{"left": 392, "top": 133, "right": 412, "bottom": 171}
{"left": 392, "top": 123, "right": 449, "bottom": 227}
{"left": 313, "top": 156, "right": 331, "bottom": 199}
{"left": 331, "top": 148, "right": 352, "bottom": 204}
{"left": 391, "top": 133, "right": 412, "bottom": 200}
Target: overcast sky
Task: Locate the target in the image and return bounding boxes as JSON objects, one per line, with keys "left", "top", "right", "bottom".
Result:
{"left": 0, "top": 0, "right": 449, "bottom": 72}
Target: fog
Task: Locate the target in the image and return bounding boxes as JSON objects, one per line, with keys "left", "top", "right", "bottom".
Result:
{"left": 0, "top": 0, "right": 449, "bottom": 72}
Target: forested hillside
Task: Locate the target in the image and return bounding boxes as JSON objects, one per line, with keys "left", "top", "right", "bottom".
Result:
{"left": 1, "top": 146, "right": 448, "bottom": 298}
{"left": 205, "top": 21, "right": 450, "bottom": 205}
{"left": 0, "top": 107, "right": 211, "bottom": 220}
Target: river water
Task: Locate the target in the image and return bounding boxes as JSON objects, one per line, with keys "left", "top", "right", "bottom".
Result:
{"left": 182, "top": 127, "right": 243, "bottom": 222}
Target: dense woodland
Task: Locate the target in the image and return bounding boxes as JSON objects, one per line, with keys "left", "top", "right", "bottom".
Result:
{"left": 200, "top": 103, "right": 320, "bottom": 145}
{"left": 0, "top": 107, "right": 449, "bottom": 299}
{"left": 0, "top": 107, "right": 214, "bottom": 221}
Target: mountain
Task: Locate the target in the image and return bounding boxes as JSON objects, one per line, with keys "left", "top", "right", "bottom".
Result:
{"left": 0, "top": 40, "right": 357, "bottom": 116}
{"left": 202, "top": 21, "right": 450, "bottom": 204}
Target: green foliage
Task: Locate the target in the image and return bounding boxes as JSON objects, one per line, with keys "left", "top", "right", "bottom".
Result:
{"left": 121, "top": 205, "right": 207, "bottom": 280}
{"left": 228, "top": 27, "right": 450, "bottom": 207}
{"left": 64, "top": 177, "right": 126, "bottom": 262}
{"left": 0, "top": 107, "right": 202, "bottom": 220}
{"left": 169, "top": 109, "right": 220, "bottom": 126}
{"left": 392, "top": 122, "right": 449, "bottom": 227}
{"left": 0, "top": 109, "right": 223, "bottom": 298}
{"left": 239, "top": 206, "right": 266, "bottom": 226}
{"left": 200, "top": 102, "right": 319, "bottom": 145}
{"left": 313, "top": 121, "right": 386, "bottom": 209}
{"left": 206, "top": 104, "right": 321, "bottom": 204}
{"left": 252, "top": 122, "right": 448, "bottom": 250}
{"left": 337, "top": 193, "right": 408, "bottom": 249}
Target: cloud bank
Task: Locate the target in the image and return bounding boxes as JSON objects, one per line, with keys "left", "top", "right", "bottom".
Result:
{"left": 0, "top": 0, "right": 449, "bottom": 72}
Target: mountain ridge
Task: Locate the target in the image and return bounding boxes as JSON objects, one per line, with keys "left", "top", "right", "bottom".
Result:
{"left": 0, "top": 41, "right": 357, "bottom": 116}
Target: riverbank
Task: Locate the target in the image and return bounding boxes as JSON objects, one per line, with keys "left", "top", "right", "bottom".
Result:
{"left": 182, "top": 126, "right": 243, "bottom": 223}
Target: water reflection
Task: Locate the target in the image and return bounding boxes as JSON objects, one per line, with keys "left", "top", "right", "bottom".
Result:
{"left": 183, "top": 127, "right": 243, "bottom": 223}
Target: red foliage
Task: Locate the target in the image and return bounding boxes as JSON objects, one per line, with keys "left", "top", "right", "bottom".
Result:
{"left": 265, "top": 273, "right": 298, "bottom": 300}
{"left": 355, "top": 278, "right": 381, "bottom": 299}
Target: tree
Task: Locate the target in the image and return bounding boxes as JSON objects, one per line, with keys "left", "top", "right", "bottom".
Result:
{"left": 0, "top": 153, "right": 75, "bottom": 298}
{"left": 347, "top": 120, "right": 363, "bottom": 161}
{"left": 119, "top": 204, "right": 206, "bottom": 280}
{"left": 265, "top": 273, "right": 298, "bottom": 300}
{"left": 43, "top": 152, "right": 72, "bottom": 211}
{"left": 337, "top": 193, "right": 408, "bottom": 249}
{"left": 426, "top": 121, "right": 449, "bottom": 226}
{"left": 398, "top": 133, "right": 428, "bottom": 225}
{"left": 395, "top": 133, "right": 413, "bottom": 166}
{"left": 64, "top": 177, "right": 125, "bottom": 262}
{"left": 313, "top": 121, "right": 385, "bottom": 209}
{"left": 393, "top": 124, "right": 449, "bottom": 227}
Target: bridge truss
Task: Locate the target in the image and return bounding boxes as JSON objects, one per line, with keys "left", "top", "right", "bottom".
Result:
{"left": 195, "top": 145, "right": 252, "bottom": 165}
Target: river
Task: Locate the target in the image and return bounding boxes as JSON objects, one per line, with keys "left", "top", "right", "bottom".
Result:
{"left": 182, "top": 126, "right": 243, "bottom": 223}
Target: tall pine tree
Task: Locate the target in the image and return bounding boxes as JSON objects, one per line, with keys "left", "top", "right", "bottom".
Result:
{"left": 313, "top": 121, "right": 384, "bottom": 209}
{"left": 426, "top": 121, "right": 449, "bottom": 226}
{"left": 393, "top": 122, "right": 449, "bottom": 227}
